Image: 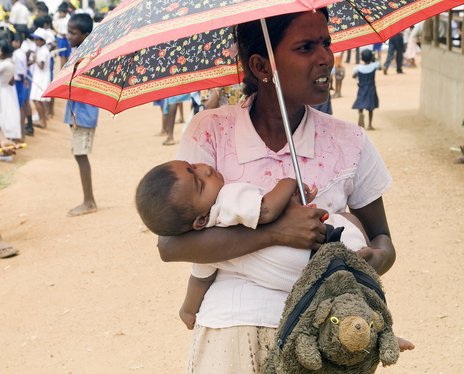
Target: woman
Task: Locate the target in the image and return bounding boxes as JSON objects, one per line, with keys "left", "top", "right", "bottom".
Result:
{"left": 159, "top": 9, "right": 398, "bottom": 373}
{"left": 0, "top": 128, "right": 19, "bottom": 258}
{"left": 0, "top": 39, "right": 21, "bottom": 140}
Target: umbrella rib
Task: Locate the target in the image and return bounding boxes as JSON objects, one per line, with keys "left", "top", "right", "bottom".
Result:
{"left": 69, "top": 58, "right": 84, "bottom": 128}
{"left": 345, "top": 0, "right": 382, "bottom": 41}
{"left": 114, "top": 52, "right": 137, "bottom": 113}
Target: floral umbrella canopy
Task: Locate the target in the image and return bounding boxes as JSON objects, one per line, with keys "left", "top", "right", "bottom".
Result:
{"left": 44, "top": 0, "right": 464, "bottom": 114}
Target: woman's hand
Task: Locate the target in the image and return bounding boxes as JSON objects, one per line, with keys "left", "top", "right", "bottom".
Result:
{"left": 268, "top": 201, "right": 327, "bottom": 250}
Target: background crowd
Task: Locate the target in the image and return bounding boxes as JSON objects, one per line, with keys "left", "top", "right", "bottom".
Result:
{"left": 0, "top": 0, "right": 117, "bottom": 258}
{"left": 0, "top": 0, "right": 114, "bottom": 145}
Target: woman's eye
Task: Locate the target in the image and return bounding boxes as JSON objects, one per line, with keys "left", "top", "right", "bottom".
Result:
{"left": 323, "top": 39, "right": 331, "bottom": 48}
{"left": 298, "top": 43, "right": 312, "bottom": 51}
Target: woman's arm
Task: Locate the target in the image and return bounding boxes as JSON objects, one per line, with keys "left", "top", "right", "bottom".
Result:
{"left": 158, "top": 202, "right": 328, "bottom": 263}
{"left": 349, "top": 197, "right": 396, "bottom": 275}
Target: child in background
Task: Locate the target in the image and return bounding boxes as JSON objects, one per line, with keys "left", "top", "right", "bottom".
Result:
{"left": 12, "top": 33, "right": 28, "bottom": 138}
{"left": 29, "top": 27, "right": 51, "bottom": 129}
{"left": 65, "top": 13, "right": 99, "bottom": 217}
{"left": 331, "top": 51, "right": 345, "bottom": 98}
{"left": 33, "top": 15, "right": 56, "bottom": 118}
{"left": 0, "top": 39, "right": 22, "bottom": 140}
{"left": 53, "top": 2, "right": 71, "bottom": 68}
{"left": 135, "top": 160, "right": 370, "bottom": 329}
{"left": 20, "top": 30, "right": 35, "bottom": 136}
{"left": 352, "top": 49, "right": 380, "bottom": 130}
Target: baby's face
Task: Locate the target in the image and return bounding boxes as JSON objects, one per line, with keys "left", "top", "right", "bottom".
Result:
{"left": 170, "top": 161, "right": 224, "bottom": 218}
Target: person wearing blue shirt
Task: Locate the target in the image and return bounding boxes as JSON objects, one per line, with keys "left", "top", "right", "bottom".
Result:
{"left": 64, "top": 13, "right": 99, "bottom": 217}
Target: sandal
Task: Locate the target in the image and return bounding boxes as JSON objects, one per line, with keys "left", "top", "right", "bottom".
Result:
{"left": 0, "top": 242, "right": 18, "bottom": 258}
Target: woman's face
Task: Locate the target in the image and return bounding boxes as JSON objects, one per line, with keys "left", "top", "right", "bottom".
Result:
{"left": 273, "top": 11, "right": 334, "bottom": 107}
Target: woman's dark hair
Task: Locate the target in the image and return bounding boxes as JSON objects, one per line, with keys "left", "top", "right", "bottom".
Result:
{"left": 0, "top": 39, "right": 14, "bottom": 58}
{"left": 135, "top": 162, "right": 195, "bottom": 236}
{"left": 69, "top": 13, "right": 94, "bottom": 34}
{"left": 236, "top": 8, "right": 329, "bottom": 96}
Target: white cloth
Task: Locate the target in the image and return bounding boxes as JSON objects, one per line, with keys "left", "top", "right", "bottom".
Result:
{"left": 75, "top": 7, "right": 95, "bottom": 18}
{"left": 53, "top": 13, "right": 70, "bottom": 36}
{"left": 178, "top": 103, "right": 391, "bottom": 328}
{"left": 353, "top": 61, "right": 380, "bottom": 75}
{"left": 206, "top": 183, "right": 264, "bottom": 229}
{"left": 43, "top": 29, "right": 56, "bottom": 46}
{"left": 404, "top": 22, "right": 423, "bottom": 60}
{"left": 29, "top": 45, "right": 51, "bottom": 102}
{"left": 0, "top": 58, "right": 21, "bottom": 139}
{"left": 9, "top": 1, "right": 30, "bottom": 25}
{"left": 20, "top": 39, "right": 36, "bottom": 76}
{"left": 193, "top": 187, "right": 367, "bottom": 285}
{"left": 12, "top": 48, "right": 27, "bottom": 80}
{"left": 20, "top": 39, "right": 36, "bottom": 56}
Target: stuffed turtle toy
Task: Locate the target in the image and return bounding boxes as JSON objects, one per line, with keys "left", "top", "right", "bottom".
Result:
{"left": 262, "top": 242, "right": 400, "bottom": 374}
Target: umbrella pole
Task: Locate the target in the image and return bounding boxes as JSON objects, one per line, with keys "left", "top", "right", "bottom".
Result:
{"left": 260, "top": 19, "right": 307, "bottom": 205}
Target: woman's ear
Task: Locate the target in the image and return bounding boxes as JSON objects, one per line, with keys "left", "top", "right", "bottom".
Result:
{"left": 193, "top": 214, "right": 210, "bottom": 231}
{"left": 248, "top": 54, "right": 271, "bottom": 83}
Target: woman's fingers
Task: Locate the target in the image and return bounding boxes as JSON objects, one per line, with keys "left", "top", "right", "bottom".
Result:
{"left": 271, "top": 203, "right": 327, "bottom": 249}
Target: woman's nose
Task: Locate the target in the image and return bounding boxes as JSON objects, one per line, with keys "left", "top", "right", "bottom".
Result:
{"left": 318, "top": 47, "right": 333, "bottom": 66}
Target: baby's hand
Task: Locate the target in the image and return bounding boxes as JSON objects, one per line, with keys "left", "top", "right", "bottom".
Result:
{"left": 179, "top": 308, "right": 196, "bottom": 330}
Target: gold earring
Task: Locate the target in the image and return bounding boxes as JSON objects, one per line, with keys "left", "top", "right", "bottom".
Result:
{"left": 262, "top": 77, "right": 269, "bottom": 83}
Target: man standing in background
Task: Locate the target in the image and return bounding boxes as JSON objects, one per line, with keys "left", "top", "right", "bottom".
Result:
{"left": 383, "top": 31, "right": 405, "bottom": 75}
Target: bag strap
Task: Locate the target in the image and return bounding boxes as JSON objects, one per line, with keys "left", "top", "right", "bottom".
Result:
{"left": 277, "top": 257, "right": 385, "bottom": 350}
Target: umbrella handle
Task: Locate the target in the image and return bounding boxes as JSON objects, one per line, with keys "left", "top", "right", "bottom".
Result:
{"left": 260, "top": 19, "right": 308, "bottom": 206}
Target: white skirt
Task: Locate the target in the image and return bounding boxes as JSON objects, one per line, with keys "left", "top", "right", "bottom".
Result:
{"left": 0, "top": 84, "right": 21, "bottom": 139}
{"left": 187, "top": 325, "right": 276, "bottom": 374}
{"left": 29, "top": 69, "right": 51, "bottom": 102}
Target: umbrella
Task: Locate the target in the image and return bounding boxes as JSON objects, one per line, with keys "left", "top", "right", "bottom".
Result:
{"left": 44, "top": 0, "right": 464, "bottom": 203}
{"left": 45, "top": 0, "right": 464, "bottom": 113}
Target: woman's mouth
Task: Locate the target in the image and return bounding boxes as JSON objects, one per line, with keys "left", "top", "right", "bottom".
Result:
{"left": 314, "top": 76, "right": 329, "bottom": 85}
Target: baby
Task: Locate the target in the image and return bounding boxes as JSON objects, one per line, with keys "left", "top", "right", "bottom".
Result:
{"left": 136, "top": 160, "right": 370, "bottom": 329}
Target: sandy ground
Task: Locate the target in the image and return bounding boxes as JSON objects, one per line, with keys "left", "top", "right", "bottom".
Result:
{"left": 1, "top": 57, "right": 464, "bottom": 373}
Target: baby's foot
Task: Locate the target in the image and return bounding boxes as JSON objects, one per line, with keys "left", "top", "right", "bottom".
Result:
{"left": 397, "top": 337, "right": 415, "bottom": 352}
{"left": 179, "top": 308, "right": 196, "bottom": 330}
{"left": 67, "top": 202, "right": 97, "bottom": 217}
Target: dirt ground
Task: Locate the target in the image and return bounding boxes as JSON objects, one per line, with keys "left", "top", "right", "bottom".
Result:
{"left": 1, "top": 56, "right": 464, "bottom": 373}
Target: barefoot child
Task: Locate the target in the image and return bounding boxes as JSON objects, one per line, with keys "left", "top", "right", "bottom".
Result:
{"left": 352, "top": 49, "right": 380, "bottom": 130}
{"left": 136, "top": 160, "right": 372, "bottom": 329}
{"left": 65, "top": 13, "right": 99, "bottom": 217}
{"left": 29, "top": 27, "right": 51, "bottom": 129}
